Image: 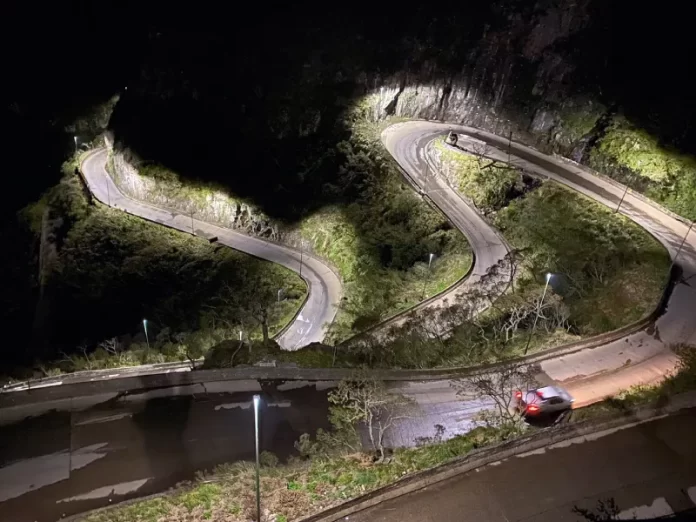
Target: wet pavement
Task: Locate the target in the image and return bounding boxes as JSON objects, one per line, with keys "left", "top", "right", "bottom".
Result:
{"left": 0, "top": 380, "right": 332, "bottom": 522}
{"left": 350, "top": 408, "right": 696, "bottom": 522}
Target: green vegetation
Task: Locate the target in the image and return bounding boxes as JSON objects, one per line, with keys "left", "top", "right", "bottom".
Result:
{"left": 116, "top": 110, "right": 472, "bottom": 344}
{"left": 495, "top": 182, "right": 669, "bottom": 334}
{"left": 80, "top": 349, "right": 696, "bottom": 522}
{"left": 328, "top": 147, "right": 670, "bottom": 370}
{"left": 78, "top": 426, "right": 495, "bottom": 522}
{"left": 437, "top": 140, "right": 669, "bottom": 332}
{"left": 78, "top": 376, "right": 505, "bottom": 522}
{"left": 434, "top": 138, "right": 525, "bottom": 213}
{"left": 589, "top": 116, "right": 696, "bottom": 220}
{"left": 302, "top": 121, "right": 472, "bottom": 341}
{"left": 17, "top": 166, "right": 305, "bottom": 377}
{"left": 546, "top": 99, "right": 607, "bottom": 154}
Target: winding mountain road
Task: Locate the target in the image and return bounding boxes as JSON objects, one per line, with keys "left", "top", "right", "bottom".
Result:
{"left": 1, "top": 122, "right": 695, "bottom": 521}
{"left": 81, "top": 148, "right": 342, "bottom": 350}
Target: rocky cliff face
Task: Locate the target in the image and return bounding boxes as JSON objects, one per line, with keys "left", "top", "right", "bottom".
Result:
{"left": 105, "top": 135, "right": 283, "bottom": 241}
{"left": 107, "top": 0, "right": 696, "bottom": 221}
{"left": 357, "top": 0, "right": 599, "bottom": 156}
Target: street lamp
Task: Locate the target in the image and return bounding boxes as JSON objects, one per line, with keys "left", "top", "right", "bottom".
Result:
{"left": 73, "top": 136, "right": 78, "bottom": 151}
{"left": 253, "top": 394, "right": 261, "bottom": 522}
{"left": 615, "top": 185, "right": 629, "bottom": 213}
{"left": 524, "top": 273, "right": 553, "bottom": 355}
{"left": 422, "top": 253, "right": 435, "bottom": 299}
{"left": 142, "top": 319, "right": 150, "bottom": 351}
{"left": 277, "top": 288, "right": 282, "bottom": 303}
{"left": 299, "top": 240, "right": 306, "bottom": 278}
{"left": 671, "top": 221, "right": 694, "bottom": 271}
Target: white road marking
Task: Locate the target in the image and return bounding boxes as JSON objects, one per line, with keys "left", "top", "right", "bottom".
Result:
{"left": 617, "top": 498, "right": 673, "bottom": 519}
{"left": 687, "top": 485, "right": 696, "bottom": 505}
{"left": 57, "top": 478, "right": 151, "bottom": 503}
{"left": 74, "top": 412, "right": 133, "bottom": 426}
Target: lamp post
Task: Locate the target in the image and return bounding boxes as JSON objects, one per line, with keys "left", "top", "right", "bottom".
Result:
{"left": 422, "top": 253, "right": 435, "bottom": 299}
{"left": 142, "top": 319, "right": 150, "bottom": 352}
{"left": 524, "top": 273, "right": 552, "bottom": 355}
{"left": 253, "top": 394, "right": 261, "bottom": 522}
{"left": 73, "top": 136, "right": 78, "bottom": 152}
{"left": 190, "top": 211, "right": 195, "bottom": 235}
{"left": 671, "top": 221, "right": 694, "bottom": 271}
{"left": 615, "top": 185, "right": 629, "bottom": 213}
{"left": 277, "top": 289, "right": 282, "bottom": 303}
{"left": 299, "top": 241, "right": 305, "bottom": 278}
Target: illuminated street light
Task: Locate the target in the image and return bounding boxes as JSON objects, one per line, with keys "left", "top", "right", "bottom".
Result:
{"left": 299, "top": 240, "right": 306, "bottom": 278}
{"left": 73, "top": 136, "right": 78, "bottom": 151}
{"left": 422, "top": 253, "right": 436, "bottom": 299}
{"left": 524, "top": 273, "right": 553, "bottom": 355}
{"left": 253, "top": 394, "right": 261, "bottom": 522}
{"left": 142, "top": 318, "right": 150, "bottom": 351}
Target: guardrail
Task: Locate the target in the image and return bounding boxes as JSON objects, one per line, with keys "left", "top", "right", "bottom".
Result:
{"left": 1, "top": 130, "right": 678, "bottom": 407}
{"left": 0, "top": 263, "right": 675, "bottom": 410}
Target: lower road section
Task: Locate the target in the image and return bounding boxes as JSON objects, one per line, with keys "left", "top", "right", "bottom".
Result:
{"left": 0, "top": 382, "right": 331, "bottom": 522}
{"left": 350, "top": 409, "right": 696, "bottom": 522}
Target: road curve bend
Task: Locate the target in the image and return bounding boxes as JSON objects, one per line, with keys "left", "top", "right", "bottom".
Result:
{"left": 80, "top": 148, "right": 342, "bottom": 350}
{"left": 379, "top": 125, "right": 511, "bottom": 333}
{"left": 382, "top": 121, "right": 695, "bottom": 417}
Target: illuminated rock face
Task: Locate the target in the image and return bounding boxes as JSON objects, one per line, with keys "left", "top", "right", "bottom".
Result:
{"left": 105, "top": 143, "right": 282, "bottom": 241}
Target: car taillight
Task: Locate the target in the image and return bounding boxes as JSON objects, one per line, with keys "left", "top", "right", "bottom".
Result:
{"left": 514, "top": 391, "right": 522, "bottom": 400}
{"left": 536, "top": 390, "right": 545, "bottom": 398}
{"left": 527, "top": 404, "right": 540, "bottom": 413}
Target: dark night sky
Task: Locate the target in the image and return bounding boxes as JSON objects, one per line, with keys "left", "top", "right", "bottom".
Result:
{"left": 3, "top": 0, "right": 696, "bottom": 215}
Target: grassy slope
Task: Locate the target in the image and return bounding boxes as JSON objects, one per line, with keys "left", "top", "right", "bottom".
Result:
{"left": 435, "top": 139, "right": 669, "bottom": 337}
{"left": 80, "top": 346, "right": 696, "bottom": 522}
{"left": 80, "top": 426, "right": 501, "bottom": 522}
{"left": 303, "top": 118, "right": 472, "bottom": 341}
{"left": 117, "top": 115, "right": 472, "bottom": 344}
{"left": 22, "top": 167, "right": 306, "bottom": 375}
{"left": 589, "top": 115, "right": 696, "bottom": 220}
{"left": 495, "top": 183, "right": 668, "bottom": 334}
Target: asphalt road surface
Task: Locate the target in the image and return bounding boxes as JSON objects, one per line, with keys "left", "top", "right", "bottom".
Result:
{"left": 348, "top": 408, "right": 696, "bottom": 522}
{"left": 81, "top": 149, "right": 342, "bottom": 350}
{"left": 2, "top": 124, "right": 694, "bottom": 520}
{"left": 0, "top": 381, "right": 332, "bottom": 522}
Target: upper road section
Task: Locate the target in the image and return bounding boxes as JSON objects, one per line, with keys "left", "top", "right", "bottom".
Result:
{"left": 81, "top": 148, "right": 342, "bottom": 350}
{"left": 385, "top": 121, "right": 696, "bottom": 349}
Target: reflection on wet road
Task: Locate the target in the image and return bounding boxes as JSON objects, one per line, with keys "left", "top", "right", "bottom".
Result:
{"left": 0, "top": 380, "right": 331, "bottom": 522}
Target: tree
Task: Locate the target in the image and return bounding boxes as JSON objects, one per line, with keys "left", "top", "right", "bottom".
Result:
{"left": 208, "top": 264, "right": 288, "bottom": 343}
{"left": 328, "top": 375, "right": 412, "bottom": 461}
{"left": 452, "top": 360, "right": 538, "bottom": 436}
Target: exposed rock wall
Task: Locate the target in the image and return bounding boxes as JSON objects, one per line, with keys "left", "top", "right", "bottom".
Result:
{"left": 357, "top": 0, "right": 606, "bottom": 159}
{"left": 105, "top": 136, "right": 283, "bottom": 241}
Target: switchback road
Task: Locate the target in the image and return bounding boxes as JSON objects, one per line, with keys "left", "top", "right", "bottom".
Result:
{"left": 1, "top": 123, "right": 694, "bottom": 521}
{"left": 81, "top": 148, "right": 343, "bottom": 350}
